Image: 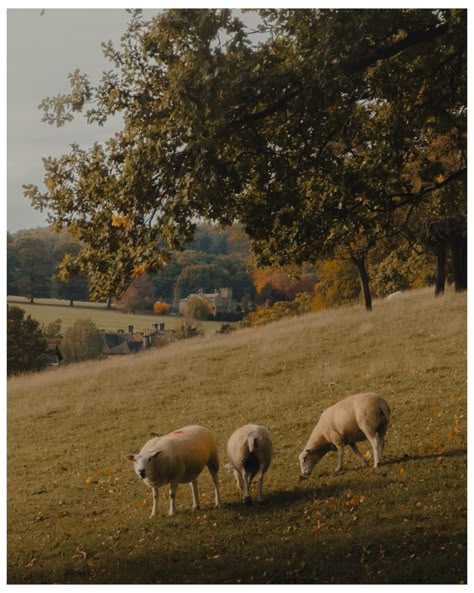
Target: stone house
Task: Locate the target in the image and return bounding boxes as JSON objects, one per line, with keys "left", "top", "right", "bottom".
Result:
{"left": 101, "top": 323, "right": 167, "bottom": 355}
{"left": 178, "top": 287, "right": 237, "bottom": 317}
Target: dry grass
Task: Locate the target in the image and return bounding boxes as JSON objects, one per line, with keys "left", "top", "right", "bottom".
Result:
{"left": 7, "top": 287, "right": 467, "bottom": 584}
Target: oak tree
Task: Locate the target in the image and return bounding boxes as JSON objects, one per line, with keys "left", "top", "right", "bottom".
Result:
{"left": 25, "top": 9, "right": 466, "bottom": 308}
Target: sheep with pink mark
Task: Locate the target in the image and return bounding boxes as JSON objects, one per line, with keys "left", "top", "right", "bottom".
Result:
{"left": 127, "top": 425, "right": 221, "bottom": 518}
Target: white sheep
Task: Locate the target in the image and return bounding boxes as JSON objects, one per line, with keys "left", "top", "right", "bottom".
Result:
{"left": 126, "top": 425, "right": 221, "bottom": 517}
{"left": 226, "top": 424, "right": 273, "bottom": 505}
{"left": 386, "top": 291, "right": 404, "bottom": 301}
{"left": 299, "top": 392, "right": 391, "bottom": 478}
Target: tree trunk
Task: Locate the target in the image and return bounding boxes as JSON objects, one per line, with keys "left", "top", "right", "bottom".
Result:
{"left": 69, "top": 299, "right": 74, "bottom": 306}
{"left": 451, "top": 235, "right": 467, "bottom": 292}
{"left": 106, "top": 296, "right": 112, "bottom": 309}
{"left": 435, "top": 242, "right": 446, "bottom": 296}
{"left": 352, "top": 256, "right": 372, "bottom": 312}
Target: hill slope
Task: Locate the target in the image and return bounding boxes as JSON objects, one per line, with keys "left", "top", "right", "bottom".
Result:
{"left": 7, "top": 288, "right": 467, "bottom": 584}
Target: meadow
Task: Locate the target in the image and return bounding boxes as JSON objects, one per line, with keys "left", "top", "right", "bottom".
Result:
{"left": 6, "top": 296, "right": 223, "bottom": 334}
{"left": 7, "top": 288, "right": 467, "bottom": 584}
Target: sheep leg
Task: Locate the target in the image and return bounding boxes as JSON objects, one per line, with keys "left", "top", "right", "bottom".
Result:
{"left": 242, "top": 473, "right": 252, "bottom": 506}
{"left": 256, "top": 471, "right": 264, "bottom": 503}
{"left": 168, "top": 482, "right": 178, "bottom": 516}
{"left": 150, "top": 487, "right": 159, "bottom": 518}
{"left": 233, "top": 469, "right": 244, "bottom": 492}
{"left": 208, "top": 466, "right": 221, "bottom": 507}
{"left": 349, "top": 443, "right": 368, "bottom": 467}
{"left": 367, "top": 435, "right": 380, "bottom": 468}
{"left": 190, "top": 480, "right": 200, "bottom": 510}
{"left": 378, "top": 433, "right": 386, "bottom": 460}
{"left": 335, "top": 444, "right": 344, "bottom": 472}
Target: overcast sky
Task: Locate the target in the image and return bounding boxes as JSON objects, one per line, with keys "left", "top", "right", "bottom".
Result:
{"left": 7, "top": 8, "right": 162, "bottom": 232}
{"left": 6, "top": 3, "right": 466, "bottom": 234}
{"left": 5, "top": 6, "right": 266, "bottom": 233}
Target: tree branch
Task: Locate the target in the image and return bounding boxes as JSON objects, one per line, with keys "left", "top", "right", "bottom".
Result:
{"left": 343, "top": 21, "right": 450, "bottom": 75}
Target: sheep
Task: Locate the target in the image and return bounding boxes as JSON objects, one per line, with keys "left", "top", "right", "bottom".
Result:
{"left": 299, "top": 392, "right": 391, "bottom": 478}
{"left": 126, "top": 425, "right": 221, "bottom": 518}
{"left": 226, "top": 424, "right": 273, "bottom": 506}
{"left": 386, "top": 290, "right": 404, "bottom": 301}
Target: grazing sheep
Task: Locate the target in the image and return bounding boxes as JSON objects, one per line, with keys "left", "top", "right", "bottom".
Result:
{"left": 226, "top": 424, "right": 273, "bottom": 505}
{"left": 299, "top": 392, "right": 391, "bottom": 478}
{"left": 126, "top": 425, "right": 221, "bottom": 518}
{"left": 386, "top": 291, "right": 404, "bottom": 301}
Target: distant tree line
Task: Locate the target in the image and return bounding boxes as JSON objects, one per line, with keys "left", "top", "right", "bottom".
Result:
{"left": 8, "top": 217, "right": 451, "bottom": 319}
{"left": 6, "top": 223, "right": 259, "bottom": 311}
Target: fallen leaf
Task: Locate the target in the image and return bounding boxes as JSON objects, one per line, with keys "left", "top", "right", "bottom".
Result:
{"left": 72, "top": 549, "right": 87, "bottom": 561}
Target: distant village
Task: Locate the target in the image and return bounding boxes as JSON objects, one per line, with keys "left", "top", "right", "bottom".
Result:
{"left": 46, "top": 287, "right": 239, "bottom": 364}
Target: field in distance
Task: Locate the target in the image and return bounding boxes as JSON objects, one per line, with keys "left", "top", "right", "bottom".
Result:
{"left": 7, "top": 287, "right": 467, "bottom": 584}
{"left": 7, "top": 296, "right": 224, "bottom": 334}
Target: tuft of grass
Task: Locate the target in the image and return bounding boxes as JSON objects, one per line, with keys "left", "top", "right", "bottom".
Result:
{"left": 7, "top": 288, "right": 466, "bottom": 584}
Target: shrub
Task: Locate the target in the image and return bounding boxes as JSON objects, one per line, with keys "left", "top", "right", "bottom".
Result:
{"left": 153, "top": 301, "right": 170, "bottom": 315}
{"left": 242, "top": 292, "right": 312, "bottom": 327}
{"left": 61, "top": 318, "right": 104, "bottom": 363}
{"left": 312, "top": 260, "right": 360, "bottom": 311}
{"left": 182, "top": 296, "right": 213, "bottom": 321}
{"left": 370, "top": 248, "right": 436, "bottom": 297}
{"left": 7, "top": 305, "right": 49, "bottom": 375}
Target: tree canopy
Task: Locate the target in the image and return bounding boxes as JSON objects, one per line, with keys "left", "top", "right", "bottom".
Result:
{"left": 25, "top": 9, "right": 466, "bottom": 305}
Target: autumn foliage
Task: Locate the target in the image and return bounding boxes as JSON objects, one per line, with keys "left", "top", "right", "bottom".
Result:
{"left": 253, "top": 269, "right": 316, "bottom": 305}
{"left": 242, "top": 292, "right": 312, "bottom": 327}
{"left": 312, "top": 260, "right": 361, "bottom": 311}
{"left": 153, "top": 301, "right": 170, "bottom": 315}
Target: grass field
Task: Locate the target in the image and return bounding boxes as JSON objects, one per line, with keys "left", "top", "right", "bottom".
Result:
{"left": 6, "top": 296, "right": 224, "bottom": 334}
{"left": 7, "top": 288, "right": 467, "bottom": 584}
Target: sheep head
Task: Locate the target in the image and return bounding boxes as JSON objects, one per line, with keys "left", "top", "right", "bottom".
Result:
{"left": 126, "top": 451, "right": 161, "bottom": 480}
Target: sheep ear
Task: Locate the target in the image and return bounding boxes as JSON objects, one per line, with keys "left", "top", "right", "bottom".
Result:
{"left": 126, "top": 454, "right": 136, "bottom": 462}
{"left": 306, "top": 448, "right": 317, "bottom": 455}
{"left": 150, "top": 450, "right": 162, "bottom": 459}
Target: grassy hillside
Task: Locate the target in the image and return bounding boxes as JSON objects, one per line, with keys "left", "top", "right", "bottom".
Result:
{"left": 7, "top": 288, "right": 467, "bottom": 584}
{"left": 6, "top": 297, "right": 223, "bottom": 334}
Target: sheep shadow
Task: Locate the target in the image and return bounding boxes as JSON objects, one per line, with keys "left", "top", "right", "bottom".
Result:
{"left": 380, "top": 448, "right": 466, "bottom": 466}
{"left": 220, "top": 448, "right": 467, "bottom": 513}
{"left": 222, "top": 480, "right": 349, "bottom": 513}
{"left": 313, "top": 447, "right": 467, "bottom": 478}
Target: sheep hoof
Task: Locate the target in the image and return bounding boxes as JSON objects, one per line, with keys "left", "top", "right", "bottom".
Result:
{"left": 243, "top": 496, "right": 252, "bottom": 506}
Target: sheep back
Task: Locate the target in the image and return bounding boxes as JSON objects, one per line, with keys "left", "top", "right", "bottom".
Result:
{"left": 143, "top": 425, "right": 219, "bottom": 485}
{"left": 227, "top": 424, "right": 272, "bottom": 473}
{"left": 311, "top": 392, "right": 390, "bottom": 445}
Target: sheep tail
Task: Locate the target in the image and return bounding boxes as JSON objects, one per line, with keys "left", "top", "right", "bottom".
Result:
{"left": 379, "top": 399, "right": 391, "bottom": 422}
{"left": 248, "top": 433, "right": 259, "bottom": 453}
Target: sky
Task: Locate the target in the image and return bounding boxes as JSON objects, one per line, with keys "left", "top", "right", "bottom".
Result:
{"left": 5, "top": 5, "right": 267, "bottom": 233}
{"left": 7, "top": 8, "right": 163, "bottom": 232}
{"left": 6, "top": 3, "right": 465, "bottom": 234}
